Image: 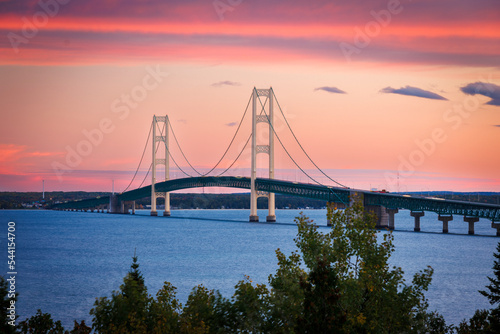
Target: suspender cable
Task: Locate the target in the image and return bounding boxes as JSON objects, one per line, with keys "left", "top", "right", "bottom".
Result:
{"left": 215, "top": 133, "right": 252, "bottom": 176}
{"left": 256, "top": 95, "right": 347, "bottom": 205}
{"left": 167, "top": 93, "right": 253, "bottom": 177}
{"left": 121, "top": 121, "right": 153, "bottom": 193}
{"left": 200, "top": 94, "right": 252, "bottom": 176}
{"left": 271, "top": 90, "right": 348, "bottom": 189}
{"left": 157, "top": 123, "right": 193, "bottom": 178}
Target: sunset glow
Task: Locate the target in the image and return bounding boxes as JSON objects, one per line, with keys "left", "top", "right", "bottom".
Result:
{"left": 1, "top": 0, "right": 499, "bottom": 192}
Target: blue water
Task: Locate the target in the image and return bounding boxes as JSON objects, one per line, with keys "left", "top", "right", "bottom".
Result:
{"left": 0, "top": 209, "right": 498, "bottom": 329}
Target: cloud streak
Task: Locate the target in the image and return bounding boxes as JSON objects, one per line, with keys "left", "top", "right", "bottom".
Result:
{"left": 0, "top": 1, "right": 498, "bottom": 67}
{"left": 460, "top": 82, "right": 500, "bottom": 106}
{"left": 380, "top": 85, "right": 448, "bottom": 100}
{"left": 314, "top": 86, "right": 346, "bottom": 94}
{"left": 211, "top": 81, "right": 241, "bottom": 87}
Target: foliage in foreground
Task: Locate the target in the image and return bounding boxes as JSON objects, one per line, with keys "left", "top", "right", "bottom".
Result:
{"left": 456, "top": 242, "right": 500, "bottom": 333}
{"left": 8, "top": 200, "right": 500, "bottom": 333}
{"left": 17, "top": 309, "right": 91, "bottom": 334}
{"left": 87, "top": 200, "right": 441, "bottom": 333}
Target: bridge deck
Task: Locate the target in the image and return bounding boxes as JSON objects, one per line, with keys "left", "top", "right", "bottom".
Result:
{"left": 50, "top": 176, "right": 500, "bottom": 221}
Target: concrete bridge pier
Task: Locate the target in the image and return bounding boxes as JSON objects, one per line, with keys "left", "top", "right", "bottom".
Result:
{"left": 109, "top": 194, "right": 131, "bottom": 214}
{"left": 386, "top": 208, "right": 398, "bottom": 230}
{"left": 267, "top": 193, "right": 276, "bottom": 222}
{"left": 109, "top": 194, "right": 118, "bottom": 213}
{"left": 365, "top": 205, "right": 389, "bottom": 228}
{"left": 163, "top": 199, "right": 170, "bottom": 217}
{"left": 464, "top": 216, "right": 479, "bottom": 235}
{"left": 123, "top": 201, "right": 135, "bottom": 214}
{"left": 491, "top": 222, "right": 500, "bottom": 237}
{"left": 410, "top": 211, "right": 425, "bottom": 232}
{"left": 249, "top": 88, "right": 276, "bottom": 223}
{"left": 438, "top": 215, "right": 453, "bottom": 233}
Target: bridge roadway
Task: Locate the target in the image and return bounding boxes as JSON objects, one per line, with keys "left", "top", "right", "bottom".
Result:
{"left": 50, "top": 176, "right": 500, "bottom": 235}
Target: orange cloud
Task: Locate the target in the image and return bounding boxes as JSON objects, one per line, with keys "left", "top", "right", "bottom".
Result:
{"left": 0, "top": 144, "right": 64, "bottom": 175}
{"left": 1, "top": 15, "right": 498, "bottom": 66}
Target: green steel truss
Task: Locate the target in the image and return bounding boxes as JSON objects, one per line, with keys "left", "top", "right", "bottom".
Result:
{"left": 364, "top": 192, "right": 500, "bottom": 221}
{"left": 117, "top": 176, "right": 350, "bottom": 203}
{"left": 50, "top": 176, "right": 500, "bottom": 221}
{"left": 51, "top": 196, "right": 110, "bottom": 210}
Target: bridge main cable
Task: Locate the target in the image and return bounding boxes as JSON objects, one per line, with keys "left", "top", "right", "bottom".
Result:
{"left": 254, "top": 95, "right": 347, "bottom": 205}
{"left": 271, "top": 89, "right": 348, "bottom": 189}
{"left": 121, "top": 121, "right": 153, "bottom": 193}
{"left": 166, "top": 93, "right": 253, "bottom": 177}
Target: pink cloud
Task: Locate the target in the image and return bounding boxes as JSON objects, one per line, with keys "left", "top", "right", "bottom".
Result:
{"left": 0, "top": 1, "right": 498, "bottom": 66}
{"left": 0, "top": 143, "right": 64, "bottom": 175}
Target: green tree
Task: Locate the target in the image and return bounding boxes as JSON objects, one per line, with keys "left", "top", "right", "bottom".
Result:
{"left": 457, "top": 309, "right": 493, "bottom": 333}
{"left": 180, "top": 285, "right": 215, "bottom": 333}
{"left": 179, "top": 284, "right": 239, "bottom": 334}
{"left": 90, "top": 253, "right": 183, "bottom": 333}
{"left": 18, "top": 310, "right": 91, "bottom": 334}
{"left": 90, "top": 252, "right": 153, "bottom": 333}
{"left": 18, "top": 309, "right": 65, "bottom": 334}
{"left": 268, "top": 199, "right": 440, "bottom": 333}
{"left": 459, "top": 242, "right": 500, "bottom": 333}
{"left": 149, "top": 281, "right": 182, "bottom": 333}
{"left": 296, "top": 257, "right": 345, "bottom": 333}
{"left": 90, "top": 200, "right": 442, "bottom": 333}
{"left": 267, "top": 248, "right": 306, "bottom": 332}
{"left": 68, "top": 320, "right": 92, "bottom": 334}
{"left": 480, "top": 242, "right": 500, "bottom": 307}
{"left": 228, "top": 276, "right": 271, "bottom": 333}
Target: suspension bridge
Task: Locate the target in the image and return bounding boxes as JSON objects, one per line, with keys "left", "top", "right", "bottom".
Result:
{"left": 50, "top": 88, "right": 500, "bottom": 235}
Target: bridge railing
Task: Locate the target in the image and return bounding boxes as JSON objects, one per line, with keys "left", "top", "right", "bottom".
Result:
{"left": 49, "top": 196, "right": 110, "bottom": 210}
{"left": 364, "top": 192, "right": 500, "bottom": 221}
{"left": 49, "top": 176, "right": 500, "bottom": 222}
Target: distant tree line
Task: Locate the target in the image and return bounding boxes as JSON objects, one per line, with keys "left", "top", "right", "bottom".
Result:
{"left": 4, "top": 201, "right": 500, "bottom": 333}
{"left": 2, "top": 191, "right": 500, "bottom": 210}
{"left": 0, "top": 192, "right": 329, "bottom": 210}
{"left": 402, "top": 192, "right": 500, "bottom": 205}
{"left": 167, "top": 193, "right": 328, "bottom": 210}
{"left": 0, "top": 192, "right": 109, "bottom": 209}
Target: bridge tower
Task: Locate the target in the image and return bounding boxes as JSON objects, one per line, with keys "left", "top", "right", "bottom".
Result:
{"left": 250, "top": 87, "right": 276, "bottom": 222}
{"left": 151, "top": 115, "right": 170, "bottom": 216}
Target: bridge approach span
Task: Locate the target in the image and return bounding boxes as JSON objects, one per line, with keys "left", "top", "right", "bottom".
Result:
{"left": 51, "top": 176, "right": 499, "bottom": 222}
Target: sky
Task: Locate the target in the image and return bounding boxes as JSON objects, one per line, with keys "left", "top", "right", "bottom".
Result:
{"left": 0, "top": 0, "right": 499, "bottom": 193}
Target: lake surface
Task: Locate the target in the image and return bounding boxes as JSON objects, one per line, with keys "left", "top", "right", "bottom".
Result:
{"left": 1, "top": 208, "right": 498, "bottom": 329}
